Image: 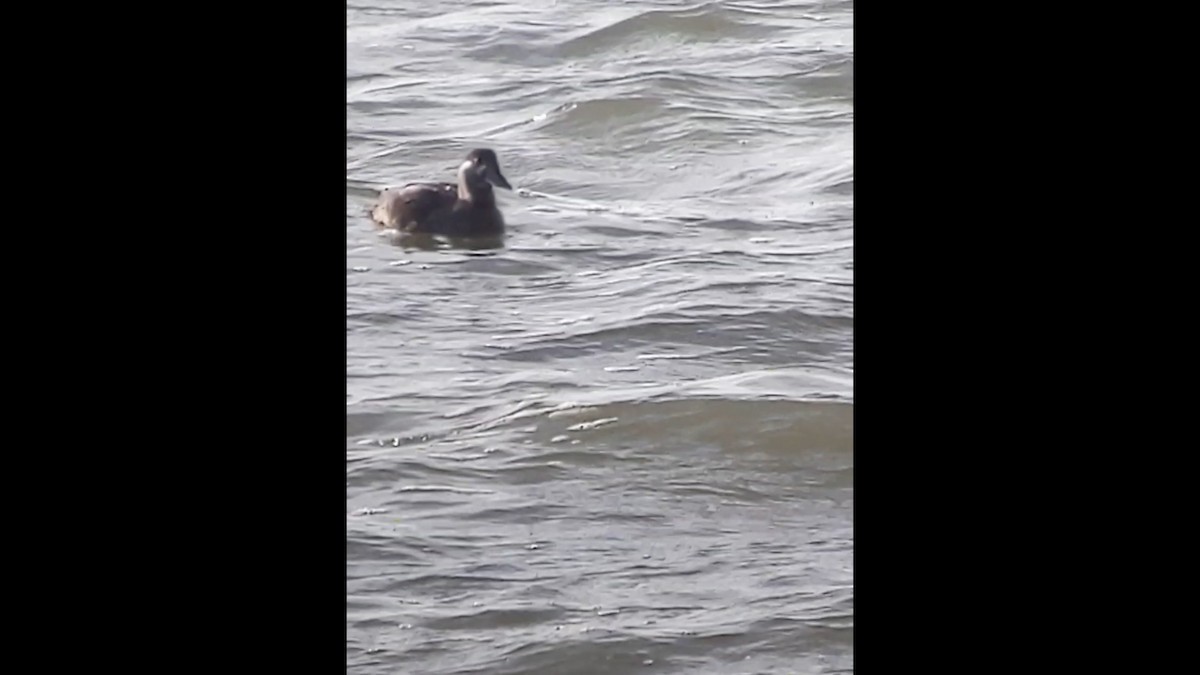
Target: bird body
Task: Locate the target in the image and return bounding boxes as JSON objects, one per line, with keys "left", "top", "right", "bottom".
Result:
{"left": 371, "top": 148, "right": 512, "bottom": 239}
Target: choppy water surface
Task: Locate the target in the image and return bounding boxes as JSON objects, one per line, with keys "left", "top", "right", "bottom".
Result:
{"left": 347, "top": 1, "right": 853, "bottom": 672}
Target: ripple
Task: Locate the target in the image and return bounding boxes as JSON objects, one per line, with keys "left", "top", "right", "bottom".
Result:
{"left": 347, "top": 0, "right": 853, "bottom": 672}
{"left": 554, "top": 3, "right": 778, "bottom": 57}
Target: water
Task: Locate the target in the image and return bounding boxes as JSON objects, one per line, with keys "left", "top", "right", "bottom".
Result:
{"left": 347, "top": 1, "right": 853, "bottom": 672}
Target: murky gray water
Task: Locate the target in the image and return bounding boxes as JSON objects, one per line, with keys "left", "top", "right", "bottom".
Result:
{"left": 347, "top": 1, "right": 852, "bottom": 672}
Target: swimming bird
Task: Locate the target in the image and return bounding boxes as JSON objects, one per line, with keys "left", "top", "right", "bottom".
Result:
{"left": 371, "top": 148, "right": 513, "bottom": 238}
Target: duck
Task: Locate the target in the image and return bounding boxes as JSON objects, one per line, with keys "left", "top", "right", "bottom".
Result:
{"left": 371, "top": 148, "right": 513, "bottom": 238}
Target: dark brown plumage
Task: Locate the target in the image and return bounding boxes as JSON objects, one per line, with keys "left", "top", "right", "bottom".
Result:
{"left": 371, "top": 148, "right": 513, "bottom": 238}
